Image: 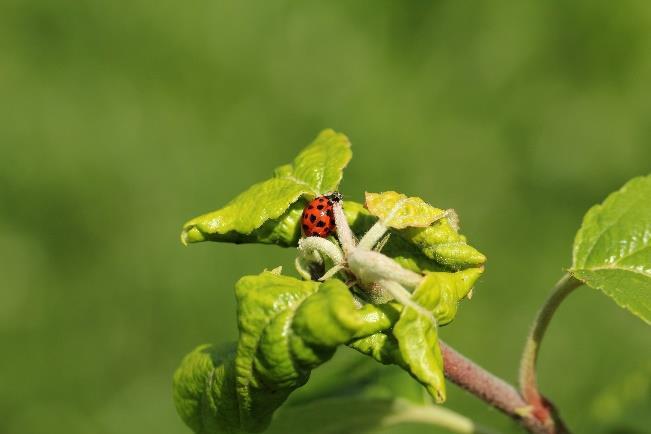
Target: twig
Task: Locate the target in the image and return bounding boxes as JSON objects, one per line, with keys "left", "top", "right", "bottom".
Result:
{"left": 440, "top": 341, "right": 568, "bottom": 434}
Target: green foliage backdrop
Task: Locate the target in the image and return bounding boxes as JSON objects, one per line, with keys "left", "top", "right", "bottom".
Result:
{"left": 1, "top": 1, "right": 650, "bottom": 433}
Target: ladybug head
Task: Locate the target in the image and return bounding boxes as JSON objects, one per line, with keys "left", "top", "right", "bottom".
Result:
{"left": 325, "top": 191, "right": 343, "bottom": 202}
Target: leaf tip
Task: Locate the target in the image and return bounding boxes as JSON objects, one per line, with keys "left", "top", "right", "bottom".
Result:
{"left": 181, "top": 225, "right": 206, "bottom": 245}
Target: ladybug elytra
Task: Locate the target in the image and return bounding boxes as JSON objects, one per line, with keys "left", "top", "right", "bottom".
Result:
{"left": 301, "top": 192, "right": 343, "bottom": 237}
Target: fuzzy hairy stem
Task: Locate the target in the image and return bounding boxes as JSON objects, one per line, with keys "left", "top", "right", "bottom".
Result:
{"left": 332, "top": 201, "right": 355, "bottom": 254}
{"left": 441, "top": 341, "right": 570, "bottom": 434}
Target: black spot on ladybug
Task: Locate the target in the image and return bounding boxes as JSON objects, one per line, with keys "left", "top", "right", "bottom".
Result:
{"left": 317, "top": 205, "right": 324, "bottom": 210}
{"left": 316, "top": 221, "right": 326, "bottom": 228}
{"left": 309, "top": 214, "right": 316, "bottom": 222}
{"left": 302, "top": 224, "right": 309, "bottom": 230}
{"left": 327, "top": 200, "right": 332, "bottom": 206}
{"left": 308, "top": 205, "right": 313, "bottom": 210}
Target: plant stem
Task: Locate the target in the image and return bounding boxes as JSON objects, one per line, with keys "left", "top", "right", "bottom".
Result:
{"left": 440, "top": 341, "right": 565, "bottom": 434}
{"left": 357, "top": 220, "right": 389, "bottom": 251}
{"left": 518, "top": 273, "right": 582, "bottom": 423}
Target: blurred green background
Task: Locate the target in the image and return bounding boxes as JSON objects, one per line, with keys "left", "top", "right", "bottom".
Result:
{"left": 1, "top": 1, "right": 650, "bottom": 433}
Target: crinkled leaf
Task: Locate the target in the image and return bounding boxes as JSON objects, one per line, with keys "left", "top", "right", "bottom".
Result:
{"left": 173, "top": 272, "right": 393, "bottom": 433}
{"left": 345, "top": 200, "right": 486, "bottom": 272}
{"left": 571, "top": 175, "right": 651, "bottom": 325}
{"left": 399, "top": 224, "right": 486, "bottom": 270}
{"left": 181, "top": 129, "right": 351, "bottom": 245}
{"left": 173, "top": 343, "right": 239, "bottom": 434}
{"left": 392, "top": 304, "right": 445, "bottom": 402}
{"left": 351, "top": 268, "right": 482, "bottom": 404}
{"left": 291, "top": 129, "right": 352, "bottom": 195}
{"left": 173, "top": 266, "right": 482, "bottom": 433}
{"left": 391, "top": 268, "right": 483, "bottom": 403}
{"left": 365, "top": 191, "right": 447, "bottom": 229}
{"left": 235, "top": 273, "right": 393, "bottom": 431}
{"left": 424, "top": 268, "right": 484, "bottom": 326}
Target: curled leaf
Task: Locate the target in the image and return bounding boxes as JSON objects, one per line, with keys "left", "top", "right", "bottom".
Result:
{"left": 399, "top": 224, "right": 486, "bottom": 270}
{"left": 419, "top": 268, "right": 484, "bottom": 326}
{"left": 345, "top": 200, "right": 486, "bottom": 272}
{"left": 350, "top": 268, "right": 482, "bottom": 404}
{"left": 392, "top": 305, "right": 445, "bottom": 402}
{"left": 174, "top": 272, "right": 393, "bottom": 433}
{"left": 391, "top": 268, "right": 483, "bottom": 402}
{"left": 181, "top": 129, "right": 351, "bottom": 246}
{"left": 174, "top": 264, "right": 483, "bottom": 433}
{"left": 173, "top": 343, "right": 239, "bottom": 434}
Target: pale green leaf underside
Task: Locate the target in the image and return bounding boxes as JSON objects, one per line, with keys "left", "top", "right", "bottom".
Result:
{"left": 268, "top": 397, "right": 397, "bottom": 434}
{"left": 181, "top": 129, "right": 351, "bottom": 245}
{"left": 268, "top": 397, "right": 484, "bottom": 434}
{"left": 571, "top": 174, "right": 651, "bottom": 325}
{"left": 365, "top": 191, "right": 447, "bottom": 229}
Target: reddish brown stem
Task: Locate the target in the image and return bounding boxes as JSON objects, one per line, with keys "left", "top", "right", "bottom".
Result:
{"left": 440, "top": 341, "right": 569, "bottom": 434}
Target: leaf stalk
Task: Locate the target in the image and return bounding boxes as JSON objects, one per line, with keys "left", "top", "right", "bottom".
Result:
{"left": 517, "top": 273, "right": 583, "bottom": 428}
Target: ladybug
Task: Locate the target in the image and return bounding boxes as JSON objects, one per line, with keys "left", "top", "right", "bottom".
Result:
{"left": 301, "top": 192, "right": 343, "bottom": 237}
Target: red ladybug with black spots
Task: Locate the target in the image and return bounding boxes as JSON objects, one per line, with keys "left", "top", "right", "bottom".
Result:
{"left": 301, "top": 192, "right": 343, "bottom": 237}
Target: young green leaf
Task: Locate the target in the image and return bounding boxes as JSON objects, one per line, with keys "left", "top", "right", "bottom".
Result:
{"left": 423, "top": 268, "right": 484, "bottom": 325}
{"left": 173, "top": 343, "right": 240, "bottom": 434}
{"left": 346, "top": 199, "right": 486, "bottom": 271}
{"left": 399, "top": 224, "right": 486, "bottom": 270}
{"left": 173, "top": 272, "right": 395, "bottom": 433}
{"left": 173, "top": 265, "right": 483, "bottom": 433}
{"left": 365, "top": 191, "right": 447, "bottom": 229}
{"left": 392, "top": 303, "right": 446, "bottom": 402}
{"left": 349, "top": 269, "right": 482, "bottom": 404}
{"left": 181, "top": 129, "right": 351, "bottom": 246}
{"left": 391, "top": 268, "right": 483, "bottom": 403}
{"left": 571, "top": 175, "right": 651, "bottom": 325}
